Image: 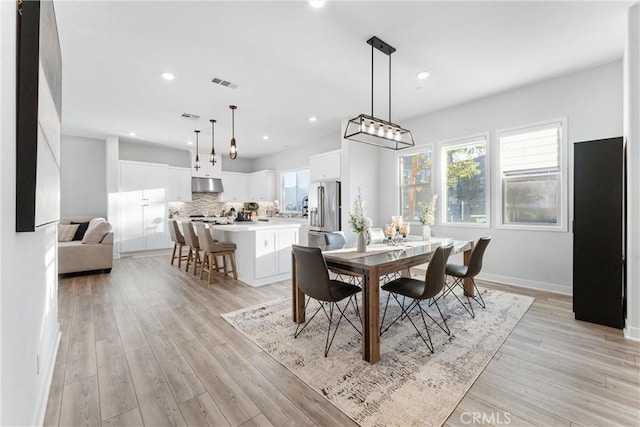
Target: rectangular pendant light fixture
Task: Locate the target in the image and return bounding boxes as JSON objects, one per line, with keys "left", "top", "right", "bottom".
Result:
{"left": 344, "top": 36, "right": 415, "bottom": 150}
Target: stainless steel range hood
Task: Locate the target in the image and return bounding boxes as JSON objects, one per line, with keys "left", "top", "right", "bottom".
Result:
{"left": 192, "top": 177, "right": 224, "bottom": 193}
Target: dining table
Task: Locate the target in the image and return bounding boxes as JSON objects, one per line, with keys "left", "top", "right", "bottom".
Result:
{"left": 291, "top": 237, "right": 474, "bottom": 364}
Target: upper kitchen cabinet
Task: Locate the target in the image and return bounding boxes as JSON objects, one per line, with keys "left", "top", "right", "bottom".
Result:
{"left": 309, "top": 150, "right": 341, "bottom": 182}
{"left": 219, "top": 171, "right": 248, "bottom": 202}
{"left": 190, "top": 150, "right": 222, "bottom": 178}
{"left": 248, "top": 170, "right": 276, "bottom": 202}
{"left": 168, "top": 167, "right": 192, "bottom": 202}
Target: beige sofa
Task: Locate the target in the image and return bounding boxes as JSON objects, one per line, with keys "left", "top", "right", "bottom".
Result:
{"left": 58, "top": 216, "right": 114, "bottom": 274}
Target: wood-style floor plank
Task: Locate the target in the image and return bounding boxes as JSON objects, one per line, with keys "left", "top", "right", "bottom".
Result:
{"left": 177, "top": 338, "right": 261, "bottom": 426}
{"left": 178, "top": 393, "right": 230, "bottom": 427}
{"left": 58, "top": 375, "right": 101, "bottom": 426}
{"left": 145, "top": 330, "right": 206, "bottom": 404}
{"left": 102, "top": 407, "right": 144, "bottom": 427}
{"left": 44, "top": 255, "right": 640, "bottom": 427}
{"left": 126, "top": 346, "right": 187, "bottom": 427}
{"left": 96, "top": 336, "right": 138, "bottom": 421}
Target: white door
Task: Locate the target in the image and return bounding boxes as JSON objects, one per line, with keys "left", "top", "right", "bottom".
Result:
{"left": 143, "top": 203, "right": 169, "bottom": 250}
{"left": 277, "top": 228, "right": 298, "bottom": 274}
{"left": 255, "top": 230, "right": 278, "bottom": 278}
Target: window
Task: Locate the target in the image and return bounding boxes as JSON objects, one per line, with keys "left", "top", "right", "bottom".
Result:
{"left": 399, "top": 146, "right": 433, "bottom": 221}
{"left": 281, "top": 169, "right": 310, "bottom": 212}
{"left": 498, "top": 119, "right": 566, "bottom": 229}
{"left": 441, "top": 135, "right": 488, "bottom": 225}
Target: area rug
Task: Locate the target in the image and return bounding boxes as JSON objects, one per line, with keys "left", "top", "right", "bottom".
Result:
{"left": 222, "top": 288, "right": 534, "bottom": 427}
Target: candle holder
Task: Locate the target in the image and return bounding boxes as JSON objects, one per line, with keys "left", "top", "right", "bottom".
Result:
{"left": 386, "top": 217, "right": 409, "bottom": 246}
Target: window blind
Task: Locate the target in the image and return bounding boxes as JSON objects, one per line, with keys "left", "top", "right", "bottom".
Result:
{"left": 501, "top": 123, "right": 561, "bottom": 173}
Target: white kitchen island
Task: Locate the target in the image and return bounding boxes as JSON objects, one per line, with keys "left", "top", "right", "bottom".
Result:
{"left": 208, "top": 222, "right": 300, "bottom": 286}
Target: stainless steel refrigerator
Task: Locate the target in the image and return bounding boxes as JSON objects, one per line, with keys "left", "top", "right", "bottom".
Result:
{"left": 308, "top": 180, "right": 341, "bottom": 247}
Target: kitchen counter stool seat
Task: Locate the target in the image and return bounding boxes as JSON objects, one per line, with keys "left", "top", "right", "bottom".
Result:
{"left": 195, "top": 223, "right": 238, "bottom": 284}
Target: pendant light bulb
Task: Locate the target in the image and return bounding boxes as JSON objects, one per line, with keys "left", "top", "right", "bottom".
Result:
{"left": 368, "top": 122, "right": 376, "bottom": 134}
{"left": 395, "top": 130, "right": 402, "bottom": 141}
{"left": 209, "top": 119, "right": 217, "bottom": 166}
{"left": 360, "top": 120, "right": 367, "bottom": 133}
{"left": 377, "top": 125, "right": 384, "bottom": 137}
{"left": 193, "top": 130, "right": 201, "bottom": 171}
{"left": 386, "top": 127, "right": 394, "bottom": 139}
{"left": 229, "top": 105, "right": 238, "bottom": 160}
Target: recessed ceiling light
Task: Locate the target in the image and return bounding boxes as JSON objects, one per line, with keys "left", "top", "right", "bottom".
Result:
{"left": 161, "top": 72, "right": 175, "bottom": 81}
{"left": 416, "top": 71, "right": 430, "bottom": 80}
{"left": 187, "top": 140, "right": 193, "bottom": 145}
{"left": 309, "top": 116, "right": 317, "bottom": 122}
{"left": 263, "top": 135, "right": 270, "bottom": 140}
{"left": 309, "top": 0, "right": 325, "bottom": 8}
{"left": 128, "top": 132, "right": 136, "bottom": 137}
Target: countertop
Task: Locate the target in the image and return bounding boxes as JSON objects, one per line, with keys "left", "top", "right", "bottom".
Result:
{"left": 205, "top": 222, "right": 302, "bottom": 232}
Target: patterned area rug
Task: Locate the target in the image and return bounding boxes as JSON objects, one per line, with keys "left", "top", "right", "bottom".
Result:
{"left": 222, "top": 288, "right": 534, "bottom": 427}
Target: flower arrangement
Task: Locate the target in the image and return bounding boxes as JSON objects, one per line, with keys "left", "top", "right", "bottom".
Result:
{"left": 418, "top": 194, "right": 438, "bottom": 226}
{"left": 349, "top": 186, "right": 372, "bottom": 233}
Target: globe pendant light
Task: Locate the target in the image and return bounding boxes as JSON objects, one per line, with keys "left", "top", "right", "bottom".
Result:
{"left": 193, "top": 130, "right": 201, "bottom": 171}
{"left": 209, "top": 119, "right": 217, "bottom": 165}
{"left": 344, "top": 36, "right": 414, "bottom": 150}
{"left": 229, "top": 105, "right": 238, "bottom": 160}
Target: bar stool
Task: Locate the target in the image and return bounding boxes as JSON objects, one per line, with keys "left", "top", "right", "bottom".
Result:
{"left": 183, "top": 222, "right": 203, "bottom": 275}
{"left": 169, "top": 220, "right": 188, "bottom": 268}
{"left": 195, "top": 223, "right": 238, "bottom": 283}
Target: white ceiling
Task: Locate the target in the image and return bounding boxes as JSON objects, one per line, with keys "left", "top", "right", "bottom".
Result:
{"left": 54, "top": 1, "right": 632, "bottom": 159}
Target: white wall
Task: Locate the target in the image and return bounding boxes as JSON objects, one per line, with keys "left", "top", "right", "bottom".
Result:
{"left": 220, "top": 156, "right": 255, "bottom": 173}
{"left": 378, "top": 61, "right": 623, "bottom": 295}
{"left": 0, "top": 3, "right": 60, "bottom": 425}
{"left": 253, "top": 132, "right": 341, "bottom": 178}
{"left": 119, "top": 139, "right": 191, "bottom": 167}
{"left": 60, "top": 135, "right": 107, "bottom": 217}
{"left": 624, "top": 3, "right": 640, "bottom": 341}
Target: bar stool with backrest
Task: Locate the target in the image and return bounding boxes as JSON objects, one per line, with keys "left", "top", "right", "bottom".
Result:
{"left": 169, "top": 220, "right": 188, "bottom": 268}
{"left": 443, "top": 237, "right": 491, "bottom": 318}
{"left": 195, "top": 222, "right": 238, "bottom": 283}
{"left": 292, "top": 244, "right": 362, "bottom": 357}
{"left": 380, "top": 243, "right": 454, "bottom": 353}
{"left": 183, "top": 222, "right": 203, "bottom": 275}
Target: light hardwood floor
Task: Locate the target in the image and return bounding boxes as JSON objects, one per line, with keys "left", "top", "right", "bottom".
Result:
{"left": 45, "top": 255, "right": 640, "bottom": 426}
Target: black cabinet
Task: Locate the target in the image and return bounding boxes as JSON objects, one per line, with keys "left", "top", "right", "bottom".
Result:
{"left": 573, "top": 137, "right": 625, "bottom": 329}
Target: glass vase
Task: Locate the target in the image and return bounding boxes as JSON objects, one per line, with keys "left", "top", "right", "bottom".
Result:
{"left": 422, "top": 225, "right": 431, "bottom": 241}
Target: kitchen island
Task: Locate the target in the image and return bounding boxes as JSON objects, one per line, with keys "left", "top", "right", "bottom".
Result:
{"left": 207, "top": 222, "right": 301, "bottom": 286}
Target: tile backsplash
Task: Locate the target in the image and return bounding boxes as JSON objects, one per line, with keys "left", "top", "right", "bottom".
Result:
{"left": 169, "top": 193, "right": 275, "bottom": 218}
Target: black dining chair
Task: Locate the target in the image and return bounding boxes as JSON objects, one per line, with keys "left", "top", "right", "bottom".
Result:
{"left": 443, "top": 237, "right": 491, "bottom": 318}
{"left": 324, "top": 232, "right": 364, "bottom": 286}
{"left": 379, "top": 243, "right": 453, "bottom": 353}
{"left": 292, "top": 245, "right": 362, "bottom": 357}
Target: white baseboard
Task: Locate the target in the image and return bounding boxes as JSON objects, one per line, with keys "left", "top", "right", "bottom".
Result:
{"left": 478, "top": 273, "right": 572, "bottom": 296}
{"left": 35, "top": 328, "right": 61, "bottom": 426}
{"left": 624, "top": 324, "right": 640, "bottom": 341}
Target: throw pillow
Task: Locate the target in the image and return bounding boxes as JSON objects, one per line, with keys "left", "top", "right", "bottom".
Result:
{"left": 58, "top": 224, "right": 79, "bottom": 242}
{"left": 70, "top": 221, "right": 90, "bottom": 241}
{"left": 82, "top": 219, "right": 112, "bottom": 244}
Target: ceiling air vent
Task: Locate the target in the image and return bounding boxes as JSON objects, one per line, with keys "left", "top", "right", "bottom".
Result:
{"left": 211, "top": 77, "right": 238, "bottom": 89}
{"left": 181, "top": 113, "right": 200, "bottom": 121}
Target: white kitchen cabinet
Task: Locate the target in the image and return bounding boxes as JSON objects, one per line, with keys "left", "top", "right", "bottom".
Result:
{"left": 248, "top": 170, "right": 276, "bottom": 202}
{"left": 209, "top": 223, "right": 300, "bottom": 286}
{"left": 190, "top": 150, "right": 222, "bottom": 178}
{"left": 277, "top": 227, "right": 298, "bottom": 274}
{"left": 255, "top": 229, "right": 278, "bottom": 278}
{"left": 168, "top": 167, "right": 192, "bottom": 202}
{"left": 309, "top": 150, "right": 341, "bottom": 182}
{"left": 119, "top": 161, "right": 170, "bottom": 252}
{"left": 219, "top": 171, "right": 248, "bottom": 202}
